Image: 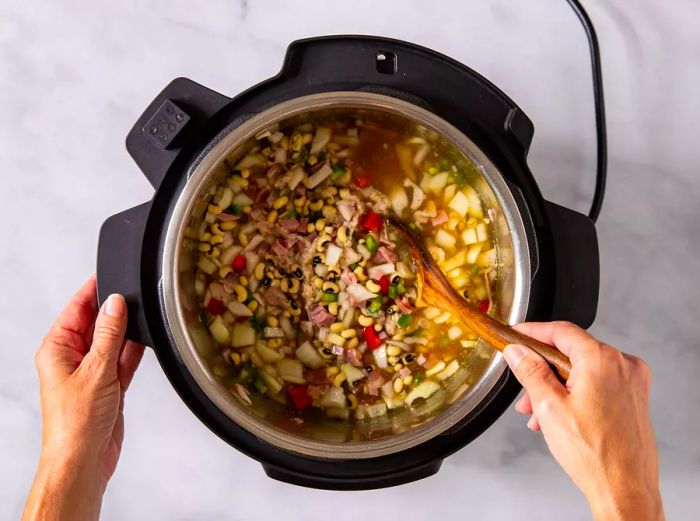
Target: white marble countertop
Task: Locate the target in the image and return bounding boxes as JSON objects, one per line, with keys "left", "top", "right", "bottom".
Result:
{"left": 1, "top": 0, "right": 699, "bottom": 519}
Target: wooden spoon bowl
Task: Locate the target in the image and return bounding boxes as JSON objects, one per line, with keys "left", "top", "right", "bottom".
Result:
{"left": 388, "top": 218, "right": 571, "bottom": 380}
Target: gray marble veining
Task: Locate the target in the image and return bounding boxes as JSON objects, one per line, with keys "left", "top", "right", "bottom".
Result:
{"left": 1, "top": 0, "right": 698, "bottom": 519}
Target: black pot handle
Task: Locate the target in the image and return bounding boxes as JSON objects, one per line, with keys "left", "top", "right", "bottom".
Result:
{"left": 126, "top": 77, "right": 231, "bottom": 189}
{"left": 96, "top": 202, "right": 153, "bottom": 346}
{"left": 544, "top": 201, "right": 599, "bottom": 328}
{"left": 261, "top": 459, "right": 442, "bottom": 490}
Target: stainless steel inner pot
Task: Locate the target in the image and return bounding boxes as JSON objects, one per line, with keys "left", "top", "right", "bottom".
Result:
{"left": 161, "top": 92, "right": 531, "bottom": 459}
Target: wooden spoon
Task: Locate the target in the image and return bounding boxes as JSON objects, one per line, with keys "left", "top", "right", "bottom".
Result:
{"left": 388, "top": 218, "right": 571, "bottom": 380}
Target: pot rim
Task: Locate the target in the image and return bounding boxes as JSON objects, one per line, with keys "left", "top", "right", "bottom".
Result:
{"left": 161, "top": 91, "right": 531, "bottom": 459}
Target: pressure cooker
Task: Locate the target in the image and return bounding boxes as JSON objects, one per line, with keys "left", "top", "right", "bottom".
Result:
{"left": 96, "top": 34, "right": 602, "bottom": 489}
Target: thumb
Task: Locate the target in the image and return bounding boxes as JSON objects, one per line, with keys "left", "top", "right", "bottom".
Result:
{"left": 88, "top": 294, "right": 127, "bottom": 369}
{"left": 503, "top": 344, "right": 566, "bottom": 411}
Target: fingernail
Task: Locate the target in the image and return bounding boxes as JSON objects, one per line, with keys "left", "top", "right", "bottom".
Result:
{"left": 503, "top": 344, "right": 527, "bottom": 367}
{"left": 104, "top": 294, "right": 125, "bottom": 317}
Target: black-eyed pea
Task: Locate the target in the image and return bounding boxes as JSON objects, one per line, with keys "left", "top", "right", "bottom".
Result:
{"left": 233, "top": 284, "right": 247, "bottom": 303}
{"left": 254, "top": 262, "right": 265, "bottom": 280}
{"left": 272, "top": 196, "right": 289, "bottom": 210}
{"left": 220, "top": 221, "right": 237, "bottom": 231}
{"left": 387, "top": 345, "right": 402, "bottom": 357}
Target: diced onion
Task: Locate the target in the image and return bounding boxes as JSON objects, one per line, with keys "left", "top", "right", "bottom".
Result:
{"left": 208, "top": 316, "right": 230, "bottom": 345}
{"left": 263, "top": 327, "right": 284, "bottom": 338}
{"left": 276, "top": 359, "right": 305, "bottom": 384}
{"left": 381, "top": 381, "right": 395, "bottom": 399}
{"left": 287, "top": 165, "right": 305, "bottom": 190}
{"left": 227, "top": 301, "right": 253, "bottom": 317}
{"left": 296, "top": 341, "right": 324, "bottom": 369}
{"left": 325, "top": 244, "right": 342, "bottom": 266}
{"left": 256, "top": 342, "right": 284, "bottom": 363}
{"left": 406, "top": 380, "right": 440, "bottom": 406}
{"left": 435, "top": 229, "right": 456, "bottom": 249}
{"left": 390, "top": 186, "right": 409, "bottom": 216}
{"left": 337, "top": 201, "right": 354, "bottom": 221}
{"left": 462, "top": 227, "right": 479, "bottom": 245}
{"left": 243, "top": 234, "right": 264, "bottom": 252}
{"left": 436, "top": 359, "right": 460, "bottom": 381}
{"left": 306, "top": 162, "right": 333, "bottom": 188}
{"left": 464, "top": 186, "right": 483, "bottom": 218}
{"left": 220, "top": 245, "right": 243, "bottom": 266}
{"left": 448, "top": 191, "right": 470, "bottom": 216}
{"left": 197, "top": 256, "right": 217, "bottom": 275}
{"left": 346, "top": 283, "right": 377, "bottom": 303}
{"left": 232, "top": 323, "right": 256, "bottom": 347}
{"left": 280, "top": 315, "right": 294, "bottom": 338}
{"left": 310, "top": 127, "right": 332, "bottom": 155}
{"left": 235, "top": 153, "right": 264, "bottom": 169}
{"left": 368, "top": 263, "right": 395, "bottom": 280}
{"left": 232, "top": 193, "right": 253, "bottom": 206}
{"left": 373, "top": 346, "right": 388, "bottom": 369}
{"left": 442, "top": 250, "right": 466, "bottom": 272}
{"left": 341, "top": 363, "right": 366, "bottom": 384}
{"left": 357, "top": 244, "right": 371, "bottom": 260}
{"left": 320, "top": 386, "right": 347, "bottom": 409}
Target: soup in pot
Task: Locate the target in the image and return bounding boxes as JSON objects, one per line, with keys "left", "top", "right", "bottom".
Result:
{"left": 192, "top": 117, "right": 499, "bottom": 422}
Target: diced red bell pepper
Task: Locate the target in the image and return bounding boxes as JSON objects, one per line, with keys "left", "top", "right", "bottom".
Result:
{"left": 232, "top": 255, "right": 247, "bottom": 273}
{"left": 206, "top": 298, "right": 226, "bottom": 316}
{"left": 359, "top": 211, "right": 383, "bottom": 235}
{"left": 378, "top": 275, "right": 390, "bottom": 295}
{"left": 288, "top": 385, "right": 313, "bottom": 410}
{"left": 353, "top": 174, "right": 371, "bottom": 188}
{"left": 363, "top": 325, "right": 383, "bottom": 350}
{"left": 479, "top": 299, "right": 490, "bottom": 313}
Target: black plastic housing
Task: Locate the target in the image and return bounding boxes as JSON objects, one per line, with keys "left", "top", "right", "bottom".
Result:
{"left": 96, "top": 35, "right": 598, "bottom": 490}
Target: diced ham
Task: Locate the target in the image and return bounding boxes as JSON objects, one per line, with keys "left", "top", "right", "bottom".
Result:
{"left": 341, "top": 268, "right": 358, "bottom": 286}
{"left": 271, "top": 240, "right": 288, "bottom": 256}
{"left": 376, "top": 246, "right": 398, "bottom": 264}
{"left": 309, "top": 305, "right": 335, "bottom": 326}
{"left": 366, "top": 370, "right": 385, "bottom": 396}
{"left": 396, "top": 296, "right": 413, "bottom": 314}
{"left": 306, "top": 369, "right": 329, "bottom": 386}
{"left": 431, "top": 210, "right": 449, "bottom": 226}
{"left": 299, "top": 217, "right": 309, "bottom": 228}
{"left": 217, "top": 213, "right": 238, "bottom": 222}
{"left": 263, "top": 287, "right": 288, "bottom": 307}
{"left": 417, "top": 354, "right": 427, "bottom": 366}
{"left": 266, "top": 164, "right": 282, "bottom": 183}
{"left": 254, "top": 188, "right": 270, "bottom": 205}
{"left": 279, "top": 219, "right": 300, "bottom": 231}
{"left": 345, "top": 348, "right": 362, "bottom": 367}
{"left": 399, "top": 366, "right": 412, "bottom": 378}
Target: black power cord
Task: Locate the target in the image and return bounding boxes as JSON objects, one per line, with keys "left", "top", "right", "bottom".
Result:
{"left": 564, "top": 0, "right": 607, "bottom": 222}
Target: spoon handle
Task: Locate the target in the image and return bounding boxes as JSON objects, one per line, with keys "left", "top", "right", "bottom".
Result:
{"left": 457, "top": 306, "right": 571, "bottom": 380}
{"left": 423, "top": 277, "right": 572, "bottom": 380}
{"left": 388, "top": 217, "right": 572, "bottom": 380}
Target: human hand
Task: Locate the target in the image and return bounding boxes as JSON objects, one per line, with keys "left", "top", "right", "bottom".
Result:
{"left": 23, "top": 276, "right": 144, "bottom": 521}
{"left": 503, "top": 322, "right": 663, "bottom": 521}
